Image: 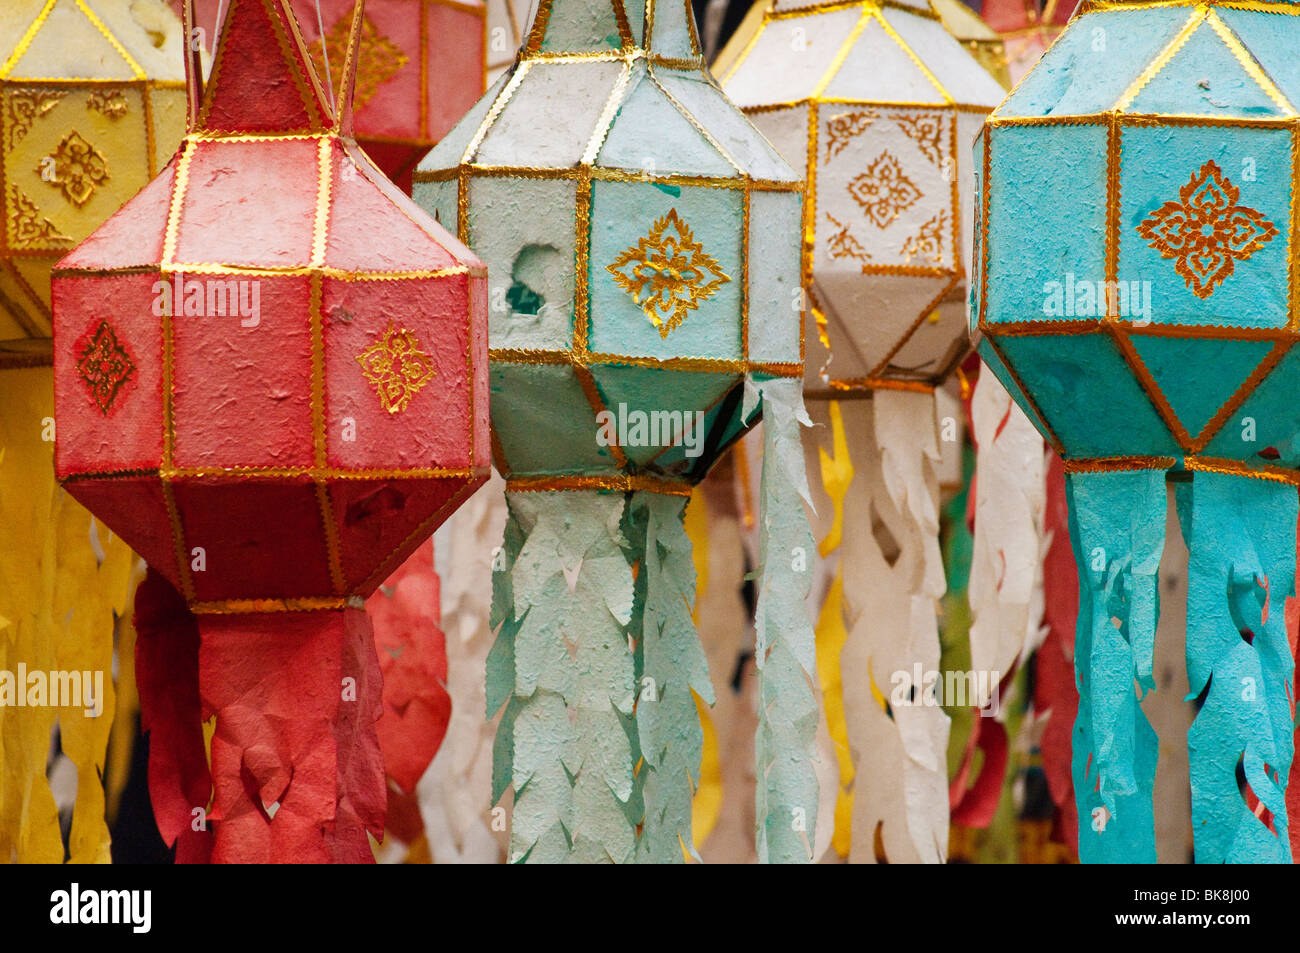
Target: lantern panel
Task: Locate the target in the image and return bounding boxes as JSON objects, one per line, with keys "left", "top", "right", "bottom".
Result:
{"left": 1218, "top": 10, "right": 1300, "bottom": 98}
{"left": 878, "top": 5, "right": 1005, "bottom": 101}
{"left": 174, "top": 478, "right": 335, "bottom": 601}
{"left": 330, "top": 476, "right": 475, "bottom": 590}
{"left": 323, "top": 275, "right": 478, "bottom": 469}
{"left": 62, "top": 475, "right": 177, "bottom": 573}
{"left": 476, "top": 63, "right": 624, "bottom": 166}
{"left": 1130, "top": 24, "right": 1283, "bottom": 119}
{"left": 1202, "top": 345, "right": 1300, "bottom": 465}
{"left": 819, "top": 19, "right": 944, "bottom": 102}
{"left": 747, "top": 189, "right": 802, "bottom": 366}
{"left": 722, "top": 7, "right": 863, "bottom": 103}
{"left": 174, "top": 140, "right": 320, "bottom": 267}
{"left": 466, "top": 176, "right": 578, "bottom": 351}
{"left": 53, "top": 273, "right": 164, "bottom": 470}
{"left": 587, "top": 366, "right": 736, "bottom": 467}
{"left": 588, "top": 181, "right": 743, "bottom": 363}
{"left": 1128, "top": 334, "right": 1276, "bottom": 441}
{"left": 1118, "top": 125, "right": 1291, "bottom": 328}
{"left": 596, "top": 76, "right": 736, "bottom": 178}
{"left": 488, "top": 362, "right": 618, "bottom": 473}
{"left": 997, "top": 10, "right": 1190, "bottom": 118}
{"left": 989, "top": 332, "right": 1183, "bottom": 458}
{"left": 652, "top": 73, "right": 792, "bottom": 183}
{"left": 982, "top": 122, "right": 1109, "bottom": 327}
{"left": 172, "top": 275, "right": 315, "bottom": 469}
{"left": 536, "top": 0, "right": 624, "bottom": 52}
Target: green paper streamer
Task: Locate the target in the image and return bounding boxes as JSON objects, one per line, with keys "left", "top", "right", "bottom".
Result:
{"left": 748, "top": 376, "right": 820, "bottom": 863}
{"left": 1179, "top": 472, "right": 1294, "bottom": 863}
{"left": 1066, "top": 469, "right": 1164, "bottom": 864}
{"left": 628, "top": 492, "right": 715, "bottom": 863}
{"left": 487, "top": 491, "right": 638, "bottom": 863}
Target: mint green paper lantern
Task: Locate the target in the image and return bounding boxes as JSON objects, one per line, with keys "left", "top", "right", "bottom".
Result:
{"left": 414, "top": 0, "right": 817, "bottom": 865}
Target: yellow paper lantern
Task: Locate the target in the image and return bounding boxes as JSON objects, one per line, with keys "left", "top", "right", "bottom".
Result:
{"left": 0, "top": 0, "right": 189, "bottom": 360}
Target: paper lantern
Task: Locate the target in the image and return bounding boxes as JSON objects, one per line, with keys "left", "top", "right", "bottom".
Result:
{"left": 171, "top": 0, "right": 486, "bottom": 191}
{"left": 485, "top": 0, "right": 532, "bottom": 82}
{"left": 982, "top": 0, "right": 1072, "bottom": 85}
{"left": 976, "top": 0, "right": 1299, "bottom": 863}
{"left": 1, "top": 0, "right": 189, "bottom": 357}
{"left": 53, "top": 0, "right": 488, "bottom": 862}
{"left": 720, "top": 0, "right": 1003, "bottom": 863}
{"left": 0, "top": 0, "right": 189, "bottom": 863}
{"left": 414, "top": 0, "right": 816, "bottom": 864}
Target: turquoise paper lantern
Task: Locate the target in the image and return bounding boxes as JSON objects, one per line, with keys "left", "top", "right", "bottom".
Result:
{"left": 976, "top": 0, "right": 1300, "bottom": 863}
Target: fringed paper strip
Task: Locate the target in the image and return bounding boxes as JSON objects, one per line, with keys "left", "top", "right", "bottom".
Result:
{"left": 749, "top": 376, "right": 819, "bottom": 864}
{"left": 0, "top": 367, "right": 136, "bottom": 864}
{"left": 1037, "top": 454, "right": 1080, "bottom": 857}
{"left": 424, "top": 472, "right": 508, "bottom": 864}
{"left": 1066, "top": 469, "right": 1164, "bottom": 864}
{"left": 488, "top": 492, "right": 637, "bottom": 863}
{"left": 630, "top": 492, "right": 714, "bottom": 863}
{"left": 1180, "top": 473, "right": 1295, "bottom": 863}
{"left": 134, "top": 569, "right": 213, "bottom": 863}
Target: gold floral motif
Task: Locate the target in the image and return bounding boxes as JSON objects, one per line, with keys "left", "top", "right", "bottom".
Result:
{"left": 311, "top": 12, "right": 408, "bottom": 111}
{"left": 86, "top": 88, "right": 129, "bottom": 119}
{"left": 6, "top": 88, "right": 67, "bottom": 150}
{"left": 825, "top": 212, "right": 871, "bottom": 264}
{"left": 1136, "top": 160, "right": 1278, "bottom": 300}
{"left": 41, "top": 131, "right": 109, "bottom": 207}
{"left": 606, "top": 208, "right": 731, "bottom": 338}
{"left": 901, "top": 211, "right": 947, "bottom": 265}
{"left": 894, "top": 114, "right": 944, "bottom": 166}
{"left": 849, "top": 152, "right": 921, "bottom": 229}
{"left": 825, "top": 110, "right": 876, "bottom": 161}
{"left": 356, "top": 321, "right": 436, "bottom": 414}
{"left": 7, "top": 183, "right": 71, "bottom": 247}
{"left": 77, "top": 320, "right": 135, "bottom": 413}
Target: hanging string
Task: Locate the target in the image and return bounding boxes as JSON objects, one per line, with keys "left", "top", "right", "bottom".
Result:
{"left": 315, "top": 0, "right": 336, "bottom": 114}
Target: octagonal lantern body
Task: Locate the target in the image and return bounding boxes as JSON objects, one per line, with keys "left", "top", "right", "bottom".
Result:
{"left": 721, "top": 0, "right": 1004, "bottom": 393}
{"left": 974, "top": 0, "right": 1300, "bottom": 469}
{"left": 414, "top": 0, "right": 804, "bottom": 488}
{"left": 0, "top": 0, "right": 189, "bottom": 356}
{"left": 54, "top": 0, "right": 489, "bottom": 609}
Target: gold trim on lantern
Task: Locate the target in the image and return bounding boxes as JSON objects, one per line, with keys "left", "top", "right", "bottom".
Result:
{"left": 506, "top": 473, "right": 694, "bottom": 496}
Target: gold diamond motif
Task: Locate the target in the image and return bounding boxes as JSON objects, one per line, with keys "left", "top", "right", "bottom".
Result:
{"left": 849, "top": 153, "right": 921, "bottom": 229}
{"left": 607, "top": 208, "right": 731, "bottom": 339}
{"left": 312, "top": 13, "right": 408, "bottom": 111}
{"left": 41, "top": 131, "right": 109, "bottom": 207}
{"left": 76, "top": 320, "right": 135, "bottom": 414}
{"left": 894, "top": 114, "right": 944, "bottom": 166}
{"left": 356, "top": 322, "right": 436, "bottom": 414}
{"left": 825, "top": 212, "right": 870, "bottom": 265}
{"left": 1136, "top": 160, "right": 1278, "bottom": 300}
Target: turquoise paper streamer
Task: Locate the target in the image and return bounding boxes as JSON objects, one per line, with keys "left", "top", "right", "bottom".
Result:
{"left": 1065, "top": 469, "right": 1164, "bottom": 863}
{"left": 627, "top": 492, "right": 715, "bottom": 863}
{"left": 487, "top": 491, "right": 638, "bottom": 863}
{"left": 747, "top": 376, "right": 820, "bottom": 863}
{"left": 1179, "top": 472, "right": 1295, "bottom": 863}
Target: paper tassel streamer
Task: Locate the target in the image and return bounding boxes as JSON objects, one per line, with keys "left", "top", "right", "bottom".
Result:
{"left": 53, "top": 0, "right": 488, "bottom": 863}
{"left": 423, "top": 473, "right": 508, "bottom": 864}
{"left": 977, "top": 0, "right": 1300, "bottom": 862}
{"left": 416, "top": 0, "right": 811, "bottom": 862}
{"left": 171, "top": 0, "right": 486, "bottom": 191}
{"left": 722, "top": 0, "right": 1002, "bottom": 864}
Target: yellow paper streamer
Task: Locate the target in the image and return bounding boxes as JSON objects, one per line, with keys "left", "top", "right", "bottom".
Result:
{"left": 683, "top": 487, "right": 723, "bottom": 853}
{"left": 814, "top": 401, "right": 856, "bottom": 858}
{"left": 0, "top": 367, "right": 136, "bottom": 862}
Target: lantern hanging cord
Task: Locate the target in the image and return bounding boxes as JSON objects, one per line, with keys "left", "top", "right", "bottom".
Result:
{"left": 315, "top": 0, "right": 336, "bottom": 115}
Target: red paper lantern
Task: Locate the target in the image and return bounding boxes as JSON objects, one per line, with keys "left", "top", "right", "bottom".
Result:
{"left": 53, "top": 0, "right": 488, "bottom": 862}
